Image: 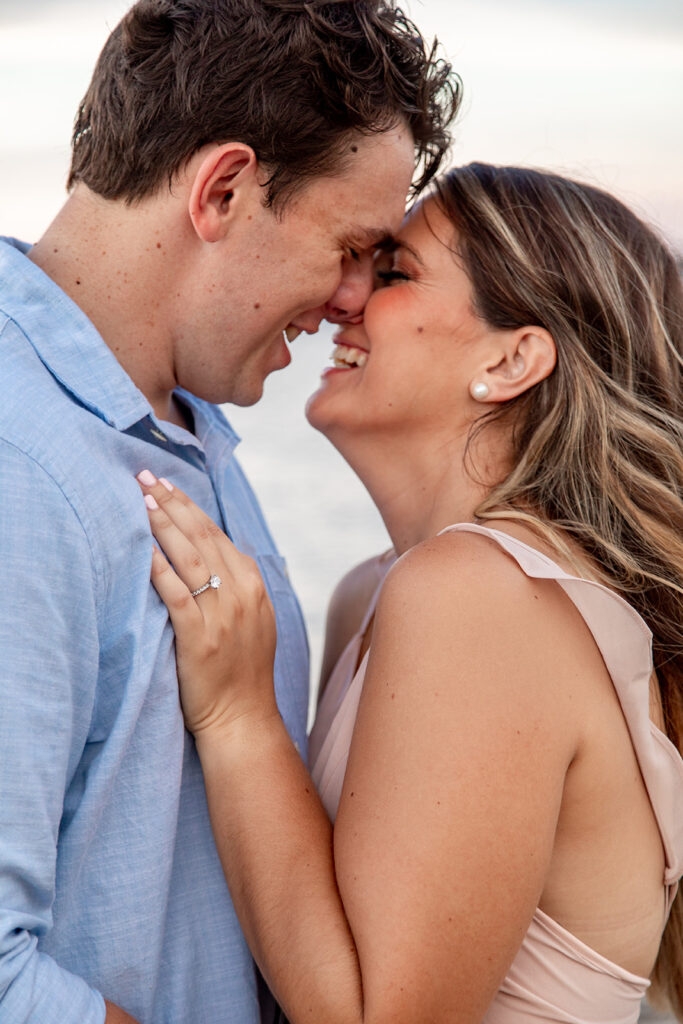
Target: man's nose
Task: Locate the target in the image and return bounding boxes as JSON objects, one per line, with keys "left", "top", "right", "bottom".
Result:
{"left": 291, "top": 252, "right": 376, "bottom": 335}
{"left": 323, "top": 252, "right": 375, "bottom": 325}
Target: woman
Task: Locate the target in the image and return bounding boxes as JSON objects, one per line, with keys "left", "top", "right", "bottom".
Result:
{"left": 137, "top": 164, "right": 683, "bottom": 1022}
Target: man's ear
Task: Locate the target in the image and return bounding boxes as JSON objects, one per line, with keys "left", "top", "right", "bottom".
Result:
{"left": 188, "top": 143, "right": 259, "bottom": 243}
{"left": 470, "top": 326, "right": 557, "bottom": 404}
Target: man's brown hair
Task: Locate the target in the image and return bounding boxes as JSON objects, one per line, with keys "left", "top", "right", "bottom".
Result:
{"left": 68, "top": 0, "right": 459, "bottom": 207}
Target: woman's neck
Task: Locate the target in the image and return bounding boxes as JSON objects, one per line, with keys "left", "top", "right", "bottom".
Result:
{"left": 332, "top": 425, "right": 511, "bottom": 557}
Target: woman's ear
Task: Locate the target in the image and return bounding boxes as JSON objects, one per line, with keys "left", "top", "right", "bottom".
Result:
{"left": 469, "top": 326, "right": 557, "bottom": 404}
{"left": 188, "top": 143, "right": 259, "bottom": 243}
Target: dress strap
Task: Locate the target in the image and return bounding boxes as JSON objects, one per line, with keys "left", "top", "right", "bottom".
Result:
{"left": 438, "top": 522, "right": 683, "bottom": 891}
{"left": 357, "top": 550, "right": 395, "bottom": 636}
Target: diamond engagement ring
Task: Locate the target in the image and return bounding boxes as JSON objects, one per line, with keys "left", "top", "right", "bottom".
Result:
{"left": 190, "top": 574, "right": 222, "bottom": 598}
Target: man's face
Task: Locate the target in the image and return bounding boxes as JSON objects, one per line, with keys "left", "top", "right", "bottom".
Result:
{"left": 173, "top": 124, "right": 415, "bottom": 406}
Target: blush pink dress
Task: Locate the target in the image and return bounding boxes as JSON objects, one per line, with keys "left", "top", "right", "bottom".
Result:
{"left": 308, "top": 524, "right": 683, "bottom": 1023}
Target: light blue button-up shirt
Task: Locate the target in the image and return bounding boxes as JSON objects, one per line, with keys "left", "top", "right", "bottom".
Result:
{"left": 0, "top": 238, "right": 309, "bottom": 1023}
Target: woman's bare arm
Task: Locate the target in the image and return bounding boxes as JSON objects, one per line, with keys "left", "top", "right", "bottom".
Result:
{"left": 141, "top": 479, "right": 582, "bottom": 1024}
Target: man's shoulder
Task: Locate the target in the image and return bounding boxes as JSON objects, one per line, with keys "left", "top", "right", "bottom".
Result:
{"left": 0, "top": 317, "right": 145, "bottom": 566}
{"left": 0, "top": 313, "right": 97, "bottom": 475}
{"left": 0, "top": 243, "right": 87, "bottom": 447}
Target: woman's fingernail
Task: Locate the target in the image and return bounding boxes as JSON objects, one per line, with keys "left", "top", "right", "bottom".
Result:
{"left": 159, "top": 477, "right": 174, "bottom": 492}
{"left": 145, "top": 494, "right": 159, "bottom": 511}
{"left": 137, "top": 470, "right": 157, "bottom": 486}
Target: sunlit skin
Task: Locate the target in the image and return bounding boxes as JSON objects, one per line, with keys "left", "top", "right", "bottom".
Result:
{"left": 307, "top": 200, "right": 488, "bottom": 442}
{"left": 134, "top": 200, "right": 668, "bottom": 1023}
{"left": 306, "top": 198, "right": 555, "bottom": 554}
{"left": 167, "top": 126, "right": 415, "bottom": 410}
{"left": 29, "top": 125, "right": 415, "bottom": 424}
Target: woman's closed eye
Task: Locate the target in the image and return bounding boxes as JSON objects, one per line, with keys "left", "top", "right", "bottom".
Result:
{"left": 376, "top": 268, "right": 411, "bottom": 285}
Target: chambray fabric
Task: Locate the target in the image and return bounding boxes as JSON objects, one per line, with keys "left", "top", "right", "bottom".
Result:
{"left": 0, "top": 237, "right": 309, "bottom": 1023}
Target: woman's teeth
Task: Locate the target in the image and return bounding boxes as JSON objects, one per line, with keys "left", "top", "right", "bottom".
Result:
{"left": 331, "top": 344, "right": 368, "bottom": 369}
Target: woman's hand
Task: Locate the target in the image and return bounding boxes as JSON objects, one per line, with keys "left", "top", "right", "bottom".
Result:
{"left": 136, "top": 471, "right": 279, "bottom": 736}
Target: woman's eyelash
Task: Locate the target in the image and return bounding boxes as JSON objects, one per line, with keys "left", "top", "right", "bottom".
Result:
{"left": 376, "top": 269, "right": 410, "bottom": 282}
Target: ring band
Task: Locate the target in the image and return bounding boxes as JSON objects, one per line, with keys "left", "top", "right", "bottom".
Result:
{"left": 190, "top": 574, "right": 222, "bottom": 598}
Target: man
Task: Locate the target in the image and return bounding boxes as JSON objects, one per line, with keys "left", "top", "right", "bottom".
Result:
{"left": 0, "top": 1, "right": 456, "bottom": 1021}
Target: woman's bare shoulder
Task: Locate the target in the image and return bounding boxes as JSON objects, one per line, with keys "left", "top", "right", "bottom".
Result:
{"left": 379, "top": 527, "right": 541, "bottom": 613}
{"left": 373, "top": 527, "right": 592, "bottom": 701}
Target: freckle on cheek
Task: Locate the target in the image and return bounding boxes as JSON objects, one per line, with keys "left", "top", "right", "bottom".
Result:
{"left": 417, "top": 326, "right": 424, "bottom": 333}
{"left": 254, "top": 302, "right": 261, "bottom": 309}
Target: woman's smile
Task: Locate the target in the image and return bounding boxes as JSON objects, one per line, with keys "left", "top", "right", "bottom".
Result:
{"left": 329, "top": 340, "right": 369, "bottom": 370}
{"left": 308, "top": 197, "right": 490, "bottom": 445}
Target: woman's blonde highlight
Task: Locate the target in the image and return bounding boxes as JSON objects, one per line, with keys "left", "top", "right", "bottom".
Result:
{"left": 435, "top": 163, "right": 683, "bottom": 1017}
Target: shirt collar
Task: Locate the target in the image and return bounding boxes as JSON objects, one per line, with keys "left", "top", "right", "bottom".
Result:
{"left": 0, "top": 238, "right": 242, "bottom": 458}
{"left": 176, "top": 389, "right": 241, "bottom": 458}
{"left": 0, "top": 237, "right": 162, "bottom": 433}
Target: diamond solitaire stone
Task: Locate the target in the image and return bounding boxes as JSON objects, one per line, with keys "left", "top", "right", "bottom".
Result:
{"left": 191, "top": 574, "right": 223, "bottom": 597}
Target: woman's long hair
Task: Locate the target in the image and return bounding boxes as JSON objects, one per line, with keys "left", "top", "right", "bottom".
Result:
{"left": 434, "top": 164, "right": 683, "bottom": 1017}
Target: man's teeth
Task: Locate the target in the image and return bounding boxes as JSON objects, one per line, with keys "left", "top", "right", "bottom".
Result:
{"left": 331, "top": 344, "right": 368, "bottom": 368}
{"left": 284, "top": 326, "right": 300, "bottom": 343}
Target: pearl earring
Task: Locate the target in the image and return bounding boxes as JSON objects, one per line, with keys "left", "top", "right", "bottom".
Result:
{"left": 470, "top": 381, "right": 490, "bottom": 401}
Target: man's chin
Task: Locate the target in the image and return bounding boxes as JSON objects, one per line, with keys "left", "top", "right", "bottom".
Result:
{"left": 232, "top": 384, "right": 265, "bottom": 407}
{"left": 219, "top": 384, "right": 265, "bottom": 408}
{"left": 193, "top": 375, "right": 266, "bottom": 408}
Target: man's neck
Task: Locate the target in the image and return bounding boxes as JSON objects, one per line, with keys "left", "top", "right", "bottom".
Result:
{"left": 29, "top": 185, "right": 185, "bottom": 424}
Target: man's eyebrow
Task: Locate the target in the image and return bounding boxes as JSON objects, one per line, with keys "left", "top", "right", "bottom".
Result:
{"left": 345, "top": 227, "right": 395, "bottom": 250}
{"left": 374, "top": 235, "right": 398, "bottom": 252}
{"left": 375, "top": 236, "right": 424, "bottom": 265}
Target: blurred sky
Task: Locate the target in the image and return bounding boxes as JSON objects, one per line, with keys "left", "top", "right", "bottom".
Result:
{"left": 1, "top": 0, "right": 682, "bottom": 248}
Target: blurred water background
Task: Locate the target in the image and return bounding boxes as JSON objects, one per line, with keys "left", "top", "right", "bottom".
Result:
{"left": 1, "top": 0, "right": 682, "bottom": 695}
{"left": 226, "top": 326, "right": 389, "bottom": 698}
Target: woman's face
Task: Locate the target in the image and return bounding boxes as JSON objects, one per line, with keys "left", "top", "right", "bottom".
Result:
{"left": 306, "top": 197, "right": 496, "bottom": 449}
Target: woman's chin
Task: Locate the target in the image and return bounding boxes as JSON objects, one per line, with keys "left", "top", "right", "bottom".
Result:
{"left": 304, "top": 387, "right": 326, "bottom": 431}
{"left": 304, "top": 379, "right": 338, "bottom": 427}
{"left": 305, "top": 388, "right": 355, "bottom": 446}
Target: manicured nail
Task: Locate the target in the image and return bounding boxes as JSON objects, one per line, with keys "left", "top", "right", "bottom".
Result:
{"left": 159, "top": 477, "right": 174, "bottom": 492}
{"left": 137, "top": 470, "right": 157, "bottom": 486}
{"left": 145, "top": 494, "right": 159, "bottom": 510}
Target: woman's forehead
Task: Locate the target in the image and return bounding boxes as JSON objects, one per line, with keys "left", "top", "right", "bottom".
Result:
{"left": 397, "top": 197, "right": 458, "bottom": 262}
